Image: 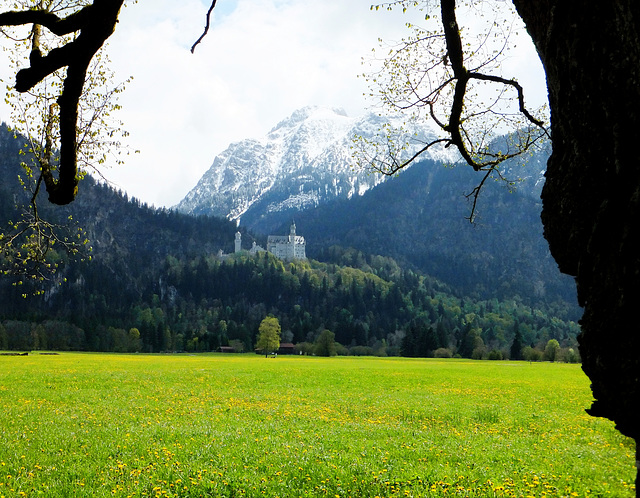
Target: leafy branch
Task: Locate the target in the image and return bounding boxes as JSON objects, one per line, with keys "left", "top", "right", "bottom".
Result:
{"left": 1, "top": 1, "right": 133, "bottom": 285}
{"left": 0, "top": 0, "right": 126, "bottom": 205}
{"left": 0, "top": 191, "right": 91, "bottom": 296}
{"left": 356, "top": 0, "right": 549, "bottom": 221}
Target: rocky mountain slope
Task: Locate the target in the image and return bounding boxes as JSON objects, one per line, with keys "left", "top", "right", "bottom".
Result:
{"left": 175, "top": 107, "right": 444, "bottom": 228}
{"left": 176, "top": 106, "right": 547, "bottom": 234}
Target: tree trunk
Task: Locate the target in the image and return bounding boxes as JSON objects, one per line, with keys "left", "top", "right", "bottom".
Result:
{"left": 512, "top": 0, "right": 639, "bottom": 487}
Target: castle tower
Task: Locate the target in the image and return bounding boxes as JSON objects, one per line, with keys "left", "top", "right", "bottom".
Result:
{"left": 235, "top": 231, "right": 242, "bottom": 253}
{"left": 266, "top": 222, "right": 306, "bottom": 261}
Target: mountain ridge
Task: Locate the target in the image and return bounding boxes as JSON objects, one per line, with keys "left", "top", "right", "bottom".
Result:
{"left": 169, "top": 106, "right": 571, "bottom": 311}
{"left": 174, "top": 106, "right": 450, "bottom": 227}
{"left": 175, "top": 106, "right": 547, "bottom": 234}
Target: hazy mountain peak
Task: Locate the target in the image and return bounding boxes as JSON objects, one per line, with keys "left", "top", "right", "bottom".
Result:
{"left": 268, "top": 105, "right": 350, "bottom": 135}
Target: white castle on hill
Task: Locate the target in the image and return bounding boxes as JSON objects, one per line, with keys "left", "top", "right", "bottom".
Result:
{"left": 230, "top": 223, "right": 306, "bottom": 261}
{"left": 267, "top": 223, "right": 306, "bottom": 261}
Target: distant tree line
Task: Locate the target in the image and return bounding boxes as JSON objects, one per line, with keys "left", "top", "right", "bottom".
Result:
{"left": 1, "top": 247, "right": 580, "bottom": 360}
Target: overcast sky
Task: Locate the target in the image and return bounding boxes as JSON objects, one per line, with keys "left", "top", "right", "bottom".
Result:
{"left": 0, "top": 0, "right": 547, "bottom": 208}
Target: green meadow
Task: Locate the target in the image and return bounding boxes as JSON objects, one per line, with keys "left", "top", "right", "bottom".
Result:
{"left": 0, "top": 354, "right": 635, "bottom": 497}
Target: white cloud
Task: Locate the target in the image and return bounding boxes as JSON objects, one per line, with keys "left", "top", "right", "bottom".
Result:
{"left": 0, "top": 0, "right": 547, "bottom": 208}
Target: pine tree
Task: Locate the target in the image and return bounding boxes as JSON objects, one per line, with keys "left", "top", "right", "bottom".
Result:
{"left": 510, "top": 322, "right": 524, "bottom": 360}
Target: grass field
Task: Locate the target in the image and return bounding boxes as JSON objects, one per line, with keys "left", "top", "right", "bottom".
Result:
{"left": 0, "top": 353, "right": 635, "bottom": 497}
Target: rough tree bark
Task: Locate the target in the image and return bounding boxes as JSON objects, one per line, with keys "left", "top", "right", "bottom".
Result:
{"left": 512, "top": 0, "right": 640, "bottom": 485}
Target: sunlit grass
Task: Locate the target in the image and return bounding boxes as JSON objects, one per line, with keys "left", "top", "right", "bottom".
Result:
{"left": 0, "top": 353, "right": 635, "bottom": 497}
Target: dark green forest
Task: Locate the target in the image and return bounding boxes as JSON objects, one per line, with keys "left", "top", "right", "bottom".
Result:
{"left": 0, "top": 124, "right": 580, "bottom": 359}
{"left": 282, "top": 150, "right": 575, "bottom": 310}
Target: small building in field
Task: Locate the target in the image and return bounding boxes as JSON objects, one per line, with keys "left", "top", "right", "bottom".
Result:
{"left": 278, "top": 343, "right": 296, "bottom": 355}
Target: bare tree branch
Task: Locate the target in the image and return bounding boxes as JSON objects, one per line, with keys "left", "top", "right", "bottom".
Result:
{"left": 358, "top": 0, "right": 550, "bottom": 223}
{"left": 374, "top": 138, "right": 452, "bottom": 175}
{"left": 469, "top": 72, "right": 547, "bottom": 131}
{"left": 464, "top": 168, "right": 494, "bottom": 222}
{"left": 191, "top": 0, "right": 218, "bottom": 54}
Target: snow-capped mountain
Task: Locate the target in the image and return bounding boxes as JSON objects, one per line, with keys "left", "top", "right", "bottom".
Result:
{"left": 175, "top": 105, "right": 548, "bottom": 232}
{"left": 174, "top": 106, "right": 448, "bottom": 228}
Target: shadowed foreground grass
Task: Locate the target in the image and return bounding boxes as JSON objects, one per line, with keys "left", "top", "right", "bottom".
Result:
{"left": 0, "top": 353, "right": 635, "bottom": 497}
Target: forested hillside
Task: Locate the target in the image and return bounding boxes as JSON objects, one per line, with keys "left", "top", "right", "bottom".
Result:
{"left": 1, "top": 246, "right": 580, "bottom": 358}
{"left": 1, "top": 124, "right": 580, "bottom": 357}
{"left": 277, "top": 156, "right": 577, "bottom": 312}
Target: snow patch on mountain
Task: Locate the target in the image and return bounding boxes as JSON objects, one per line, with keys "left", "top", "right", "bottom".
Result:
{"left": 174, "top": 106, "right": 457, "bottom": 224}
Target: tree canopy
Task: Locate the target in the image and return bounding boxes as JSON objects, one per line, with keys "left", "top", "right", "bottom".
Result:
{"left": 315, "top": 329, "right": 337, "bottom": 357}
{"left": 256, "top": 316, "right": 281, "bottom": 357}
